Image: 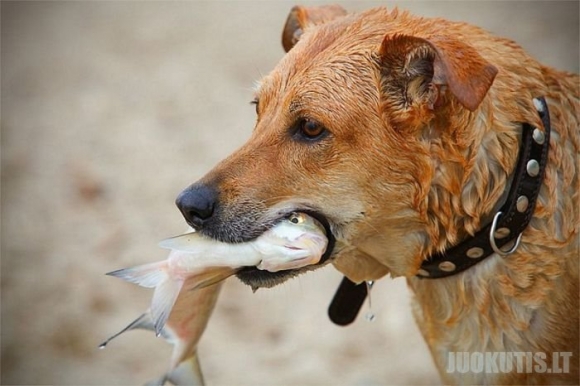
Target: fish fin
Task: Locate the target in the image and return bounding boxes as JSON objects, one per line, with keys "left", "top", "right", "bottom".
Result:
{"left": 144, "top": 374, "right": 168, "bottom": 386}
{"left": 166, "top": 354, "right": 205, "bottom": 386}
{"left": 98, "top": 312, "right": 152, "bottom": 349}
{"left": 106, "top": 261, "right": 168, "bottom": 288}
{"left": 185, "top": 267, "right": 236, "bottom": 291}
{"left": 158, "top": 232, "right": 198, "bottom": 251}
{"left": 151, "top": 278, "right": 183, "bottom": 336}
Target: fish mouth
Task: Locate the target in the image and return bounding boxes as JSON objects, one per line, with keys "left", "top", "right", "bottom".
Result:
{"left": 235, "top": 210, "right": 336, "bottom": 289}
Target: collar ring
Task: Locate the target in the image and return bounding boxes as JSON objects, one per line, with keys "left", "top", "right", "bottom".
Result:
{"left": 489, "top": 211, "right": 522, "bottom": 256}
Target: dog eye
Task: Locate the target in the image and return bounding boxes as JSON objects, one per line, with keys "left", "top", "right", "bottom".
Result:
{"left": 250, "top": 99, "right": 259, "bottom": 114}
{"left": 296, "top": 118, "right": 327, "bottom": 141}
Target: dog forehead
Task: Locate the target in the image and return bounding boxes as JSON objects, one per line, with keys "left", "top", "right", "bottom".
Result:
{"left": 258, "top": 13, "right": 389, "bottom": 113}
{"left": 258, "top": 59, "right": 378, "bottom": 127}
{"left": 283, "top": 13, "right": 383, "bottom": 73}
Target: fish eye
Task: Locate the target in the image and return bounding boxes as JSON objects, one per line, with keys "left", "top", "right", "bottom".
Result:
{"left": 288, "top": 213, "right": 304, "bottom": 224}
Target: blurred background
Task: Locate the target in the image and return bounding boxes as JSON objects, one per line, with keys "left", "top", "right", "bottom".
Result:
{"left": 1, "top": 1, "right": 578, "bottom": 385}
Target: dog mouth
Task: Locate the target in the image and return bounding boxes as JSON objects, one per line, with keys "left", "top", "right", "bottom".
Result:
{"left": 235, "top": 210, "right": 336, "bottom": 289}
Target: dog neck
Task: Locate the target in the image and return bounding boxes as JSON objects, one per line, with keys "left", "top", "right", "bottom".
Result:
{"left": 329, "top": 98, "right": 552, "bottom": 325}
{"left": 406, "top": 91, "right": 579, "bottom": 382}
{"left": 417, "top": 97, "right": 551, "bottom": 279}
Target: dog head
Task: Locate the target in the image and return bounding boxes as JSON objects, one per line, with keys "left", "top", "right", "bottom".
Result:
{"left": 176, "top": 5, "right": 501, "bottom": 288}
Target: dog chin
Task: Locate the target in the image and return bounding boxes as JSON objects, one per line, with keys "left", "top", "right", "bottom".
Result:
{"left": 235, "top": 267, "right": 307, "bottom": 289}
{"left": 235, "top": 261, "right": 332, "bottom": 289}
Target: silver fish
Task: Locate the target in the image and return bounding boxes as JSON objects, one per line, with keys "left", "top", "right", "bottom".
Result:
{"left": 107, "top": 213, "right": 327, "bottom": 335}
{"left": 158, "top": 212, "right": 328, "bottom": 272}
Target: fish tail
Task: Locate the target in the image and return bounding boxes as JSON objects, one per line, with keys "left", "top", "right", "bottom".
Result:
{"left": 98, "top": 312, "right": 152, "bottom": 349}
{"left": 106, "top": 261, "right": 169, "bottom": 288}
{"left": 107, "top": 261, "right": 182, "bottom": 335}
{"left": 145, "top": 354, "right": 204, "bottom": 386}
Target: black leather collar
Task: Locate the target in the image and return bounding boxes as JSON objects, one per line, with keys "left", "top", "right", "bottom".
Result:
{"left": 418, "top": 96, "right": 551, "bottom": 279}
{"left": 329, "top": 96, "right": 551, "bottom": 325}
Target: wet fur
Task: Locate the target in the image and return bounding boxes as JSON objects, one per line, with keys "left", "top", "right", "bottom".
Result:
{"left": 187, "top": 6, "right": 579, "bottom": 384}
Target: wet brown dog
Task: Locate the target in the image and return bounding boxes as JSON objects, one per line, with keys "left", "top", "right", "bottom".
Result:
{"left": 175, "top": 5, "right": 579, "bottom": 384}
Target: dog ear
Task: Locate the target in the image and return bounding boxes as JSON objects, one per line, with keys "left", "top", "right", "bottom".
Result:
{"left": 282, "top": 5, "right": 347, "bottom": 52}
{"left": 379, "top": 34, "right": 497, "bottom": 112}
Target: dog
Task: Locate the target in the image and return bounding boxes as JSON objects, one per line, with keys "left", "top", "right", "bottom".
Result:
{"left": 174, "top": 5, "right": 579, "bottom": 384}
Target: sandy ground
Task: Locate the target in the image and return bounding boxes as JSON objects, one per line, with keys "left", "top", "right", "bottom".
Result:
{"left": 1, "top": 1, "right": 578, "bottom": 385}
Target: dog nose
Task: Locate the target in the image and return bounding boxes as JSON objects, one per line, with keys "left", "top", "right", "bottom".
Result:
{"left": 175, "top": 183, "right": 217, "bottom": 229}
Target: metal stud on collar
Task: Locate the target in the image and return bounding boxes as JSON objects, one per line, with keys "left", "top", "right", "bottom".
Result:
{"left": 532, "top": 128, "right": 545, "bottom": 145}
{"left": 466, "top": 247, "right": 484, "bottom": 259}
{"left": 516, "top": 195, "right": 529, "bottom": 212}
{"left": 526, "top": 159, "right": 540, "bottom": 177}
{"left": 438, "top": 261, "right": 456, "bottom": 272}
{"left": 489, "top": 211, "right": 522, "bottom": 256}
{"left": 417, "top": 268, "right": 430, "bottom": 277}
{"left": 533, "top": 98, "right": 545, "bottom": 114}
{"left": 494, "top": 227, "right": 511, "bottom": 239}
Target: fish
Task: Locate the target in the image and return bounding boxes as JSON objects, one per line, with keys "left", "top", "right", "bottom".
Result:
{"left": 107, "top": 213, "right": 328, "bottom": 335}
{"left": 103, "top": 213, "right": 327, "bottom": 385}
{"left": 157, "top": 212, "right": 328, "bottom": 272}
{"left": 100, "top": 281, "right": 222, "bottom": 386}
